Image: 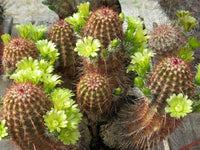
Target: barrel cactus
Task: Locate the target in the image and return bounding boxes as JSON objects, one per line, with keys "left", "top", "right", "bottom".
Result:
{"left": 148, "top": 24, "right": 187, "bottom": 58}
{"left": 49, "top": 19, "right": 77, "bottom": 76}
{"left": 1, "top": 82, "right": 67, "bottom": 150}
{"left": 2, "top": 37, "right": 40, "bottom": 74}
{"left": 76, "top": 73, "right": 112, "bottom": 114}
{"left": 149, "top": 56, "right": 194, "bottom": 106}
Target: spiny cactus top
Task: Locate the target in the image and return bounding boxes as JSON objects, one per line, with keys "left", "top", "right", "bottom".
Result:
{"left": 84, "top": 7, "right": 123, "bottom": 50}
{"left": 149, "top": 56, "right": 194, "bottom": 107}
{"left": 1, "top": 82, "right": 59, "bottom": 150}
{"left": 49, "top": 19, "right": 77, "bottom": 68}
{"left": 2, "top": 37, "right": 40, "bottom": 73}
{"left": 77, "top": 73, "right": 112, "bottom": 114}
{"left": 148, "top": 24, "right": 187, "bottom": 57}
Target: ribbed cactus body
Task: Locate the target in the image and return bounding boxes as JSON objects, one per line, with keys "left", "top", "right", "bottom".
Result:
{"left": 101, "top": 99, "right": 182, "bottom": 149}
{"left": 77, "top": 73, "right": 111, "bottom": 114}
{"left": 2, "top": 38, "right": 40, "bottom": 73}
{"left": 1, "top": 82, "right": 62, "bottom": 150}
{"left": 149, "top": 56, "right": 194, "bottom": 107}
{"left": 83, "top": 7, "right": 125, "bottom": 90}
{"left": 49, "top": 19, "right": 77, "bottom": 76}
{"left": 148, "top": 25, "right": 187, "bottom": 58}
{"left": 84, "top": 7, "right": 123, "bottom": 51}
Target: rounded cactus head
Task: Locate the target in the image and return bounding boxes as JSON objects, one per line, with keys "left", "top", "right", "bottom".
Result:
{"left": 149, "top": 56, "right": 194, "bottom": 106}
{"left": 49, "top": 19, "right": 77, "bottom": 74}
{"left": 84, "top": 7, "right": 123, "bottom": 50}
{"left": 2, "top": 37, "right": 40, "bottom": 73}
{"left": 1, "top": 82, "right": 60, "bottom": 150}
{"left": 148, "top": 24, "right": 187, "bottom": 58}
{"left": 77, "top": 73, "right": 112, "bottom": 114}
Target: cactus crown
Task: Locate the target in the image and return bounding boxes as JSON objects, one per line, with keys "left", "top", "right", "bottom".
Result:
{"left": 2, "top": 82, "right": 53, "bottom": 150}
{"left": 77, "top": 73, "right": 112, "bottom": 114}
{"left": 84, "top": 7, "right": 123, "bottom": 51}
{"left": 149, "top": 56, "right": 194, "bottom": 106}
{"left": 148, "top": 24, "right": 187, "bottom": 58}
{"left": 2, "top": 37, "right": 40, "bottom": 73}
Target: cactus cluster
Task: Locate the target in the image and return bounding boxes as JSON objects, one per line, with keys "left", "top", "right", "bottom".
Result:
{"left": 1, "top": 1, "right": 200, "bottom": 150}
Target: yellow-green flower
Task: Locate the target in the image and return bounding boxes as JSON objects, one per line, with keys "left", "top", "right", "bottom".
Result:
{"left": 0, "top": 120, "right": 8, "bottom": 141}
{"left": 74, "top": 36, "right": 101, "bottom": 58}
{"left": 165, "top": 93, "right": 193, "bottom": 118}
{"left": 44, "top": 109, "right": 68, "bottom": 132}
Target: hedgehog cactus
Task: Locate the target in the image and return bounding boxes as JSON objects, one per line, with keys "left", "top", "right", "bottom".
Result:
{"left": 148, "top": 24, "right": 187, "bottom": 58}
{"left": 2, "top": 37, "right": 40, "bottom": 73}
{"left": 100, "top": 98, "right": 182, "bottom": 149}
{"left": 49, "top": 19, "right": 77, "bottom": 76}
{"left": 77, "top": 73, "right": 112, "bottom": 114}
{"left": 82, "top": 7, "right": 125, "bottom": 83}
{"left": 1, "top": 82, "right": 67, "bottom": 150}
{"left": 149, "top": 56, "right": 194, "bottom": 108}
{"left": 84, "top": 7, "right": 123, "bottom": 50}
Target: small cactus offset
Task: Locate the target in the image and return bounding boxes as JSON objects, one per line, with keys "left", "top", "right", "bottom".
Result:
{"left": 1, "top": 82, "right": 67, "bottom": 150}
{"left": 2, "top": 37, "right": 40, "bottom": 73}
{"left": 77, "top": 72, "right": 112, "bottom": 114}
{"left": 49, "top": 19, "right": 77, "bottom": 76}
{"left": 149, "top": 56, "right": 194, "bottom": 106}
{"left": 148, "top": 24, "right": 187, "bottom": 58}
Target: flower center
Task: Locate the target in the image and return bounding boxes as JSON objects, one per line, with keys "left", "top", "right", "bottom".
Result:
{"left": 52, "top": 120, "right": 59, "bottom": 127}
{"left": 175, "top": 104, "right": 183, "bottom": 112}
{"left": 86, "top": 45, "right": 92, "bottom": 53}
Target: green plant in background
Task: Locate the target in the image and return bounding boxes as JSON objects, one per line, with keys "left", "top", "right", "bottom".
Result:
{"left": 65, "top": 2, "right": 90, "bottom": 35}
{"left": 176, "top": 10, "right": 198, "bottom": 33}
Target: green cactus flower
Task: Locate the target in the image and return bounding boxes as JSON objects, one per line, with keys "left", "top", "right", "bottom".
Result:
{"left": 50, "top": 88, "right": 75, "bottom": 110}
{"left": 65, "top": 2, "right": 90, "bottom": 34}
{"left": 15, "top": 23, "right": 47, "bottom": 42}
{"left": 10, "top": 57, "right": 61, "bottom": 93}
{"left": 75, "top": 36, "right": 101, "bottom": 58}
{"left": 58, "top": 128, "right": 81, "bottom": 145}
{"left": 165, "top": 93, "right": 193, "bottom": 118}
{"left": 44, "top": 109, "right": 68, "bottom": 132}
{"left": 36, "top": 40, "right": 59, "bottom": 64}
{"left": 127, "top": 49, "right": 155, "bottom": 76}
{"left": 195, "top": 64, "right": 200, "bottom": 86}
{"left": 0, "top": 120, "right": 8, "bottom": 141}
{"left": 1, "top": 33, "right": 11, "bottom": 45}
